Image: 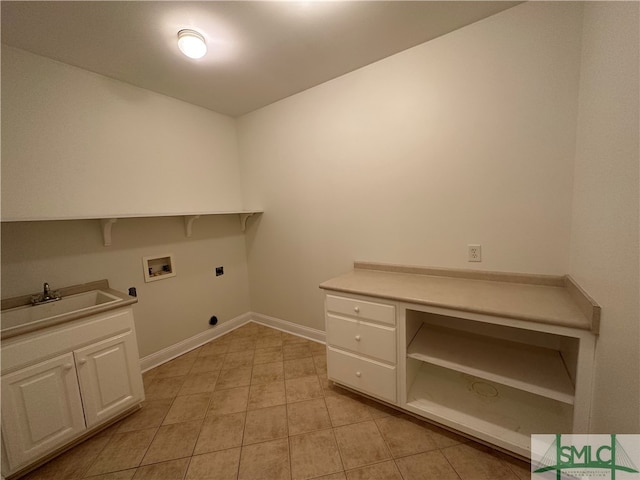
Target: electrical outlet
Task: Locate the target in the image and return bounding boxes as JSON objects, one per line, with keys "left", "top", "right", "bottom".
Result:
{"left": 468, "top": 244, "right": 482, "bottom": 262}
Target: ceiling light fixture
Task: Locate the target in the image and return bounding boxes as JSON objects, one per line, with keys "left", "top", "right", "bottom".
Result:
{"left": 177, "top": 29, "right": 207, "bottom": 59}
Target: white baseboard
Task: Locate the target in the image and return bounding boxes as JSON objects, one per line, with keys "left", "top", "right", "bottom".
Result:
{"left": 139, "top": 311, "right": 326, "bottom": 372}
{"left": 249, "top": 312, "right": 326, "bottom": 344}
{"left": 139, "top": 312, "right": 252, "bottom": 372}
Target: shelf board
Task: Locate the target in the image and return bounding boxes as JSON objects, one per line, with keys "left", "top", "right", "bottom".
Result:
{"left": 1, "top": 210, "right": 263, "bottom": 246}
{"left": 405, "top": 363, "right": 573, "bottom": 457}
{"left": 407, "top": 323, "right": 575, "bottom": 404}
{"left": 0, "top": 210, "right": 264, "bottom": 222}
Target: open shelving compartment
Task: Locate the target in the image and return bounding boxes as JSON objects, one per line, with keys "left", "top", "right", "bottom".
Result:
{"left": 403, "top": 309, "right": 578, "bottom": 457}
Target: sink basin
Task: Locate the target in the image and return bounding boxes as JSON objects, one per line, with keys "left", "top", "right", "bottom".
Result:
{"left": 1, "top": 290, "right": 121, "bottom": 332}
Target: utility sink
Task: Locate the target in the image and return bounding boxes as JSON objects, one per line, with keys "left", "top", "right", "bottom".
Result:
{"left": 1, "top": 290, "right": 121, "bottom": 333}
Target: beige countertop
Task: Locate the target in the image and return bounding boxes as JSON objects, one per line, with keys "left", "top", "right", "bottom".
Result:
{"left": 1, "top": 280, "right": 137, "bottom": 339}
{"left": 320, "top": 262, "right": 600, "bottom": 333}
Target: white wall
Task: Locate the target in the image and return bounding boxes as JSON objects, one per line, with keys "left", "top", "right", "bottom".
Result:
{"left": 569, "top": 2, "right": 640, "bottom": 433}
{"left": 1, "top": 47, "right": 243, "bottom": 220}
{"left": 1, "top": 216, "right": 251, "bottom": 357}
{"left": 1, "top": 47, "right": 251, "bottom": 357}
{"left": 239, "top": 2, "right": 583, "bottom": 331}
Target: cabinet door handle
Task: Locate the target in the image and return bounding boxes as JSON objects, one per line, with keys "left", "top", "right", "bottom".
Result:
{"left": 355, "top": 371, "right": 362, "bottom": 377}
{"left": 78, "top": 359, "right": 87, "bottom": 366}
{"left": 353, "top": 306, "right": 360, "bottom": 313}
{"left": 355, "top": 335, "right": 361, "bottom": 341}
{"left": 63, "top": 363, "right": 73, "bottom": 371}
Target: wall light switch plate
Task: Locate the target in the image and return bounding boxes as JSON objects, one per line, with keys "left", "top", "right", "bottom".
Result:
{"left": 468, "top": 244, "right": 482, "bottom": 262}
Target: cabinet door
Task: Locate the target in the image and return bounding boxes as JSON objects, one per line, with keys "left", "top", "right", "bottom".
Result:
{"left": 1, "top": 353, "right": 86, "bottom": 471}
{"left": 74, "top": 332, "right": 144, "bottom": 428}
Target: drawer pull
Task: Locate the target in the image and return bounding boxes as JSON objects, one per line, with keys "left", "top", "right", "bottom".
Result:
{"left": 353, "top": 306, "right": 360, "bottom": 313}
{"left": 78, "top": 359, "right": 87, "bottom": 366}
{"left": 355, "top": 335, "right": 361, "bottom": 341}
{"left": 355, "top": 371, "right": 362, "bottom": 377}
{"left": 63, "top": 363, "right": 73, "bottom": 371}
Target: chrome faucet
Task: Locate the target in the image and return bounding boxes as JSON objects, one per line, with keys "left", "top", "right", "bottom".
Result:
{"left": 31, "top": 282, "right": 61, "bottom": 305}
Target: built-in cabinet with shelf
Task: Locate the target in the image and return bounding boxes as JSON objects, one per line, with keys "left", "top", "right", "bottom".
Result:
{"left": 1, "top": 306, "right": 144, "bottom": 478}
{"left": 321, "top": 263, "right": 599, "bottom": 459}
{"left": 401, "top": 305, "right": 593, "bottom": 456}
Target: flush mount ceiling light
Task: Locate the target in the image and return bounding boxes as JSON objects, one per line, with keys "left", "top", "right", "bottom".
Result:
{"left": 177, "top": 29, "right": 207, "bottom": 59}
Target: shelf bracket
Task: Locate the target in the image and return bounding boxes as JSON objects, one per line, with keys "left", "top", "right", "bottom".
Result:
{"left": 239, "top": 213, "right": 255, "bottom": 232}
{"left": 184, "top": 215, "right": 200, "bottom": 238}
{"left": 100, "top": 218, "right": 118, "bottom": 247}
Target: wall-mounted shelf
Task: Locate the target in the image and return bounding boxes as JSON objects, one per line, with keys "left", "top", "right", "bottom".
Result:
{"left": 182, "top": 212, "right": 260, "bottom": 239}
{"left": 1, "top": 211, "right": 263, "bottom": 247}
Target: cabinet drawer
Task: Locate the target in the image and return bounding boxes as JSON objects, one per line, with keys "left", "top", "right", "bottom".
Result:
{"left": 326, "top": 314, "right": 396, "bottom": 364}
{"left": 326, "top": 295, "right": 395, "bottom": 325}
{"left": 327, "top": 347, "right": 396, "bottom": 403}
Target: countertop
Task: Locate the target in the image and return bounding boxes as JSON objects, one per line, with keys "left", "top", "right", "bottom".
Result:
{"left": 320, "top": 262, "right": 600, "bottom": 333}
{"left": 1, "top": 280, "right": 137, "bottom": 339}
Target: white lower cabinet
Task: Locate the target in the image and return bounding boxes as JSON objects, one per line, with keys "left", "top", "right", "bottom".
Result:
{"left": 1, "top": 307, "right": 144, "bottom": 477}
{"left": 324, "top": 291, "right": 596, "bottom": 459}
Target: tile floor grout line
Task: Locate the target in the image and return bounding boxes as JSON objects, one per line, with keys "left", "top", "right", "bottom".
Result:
{"left": 439, "top": 445, "right": 465, "bottom": 480}
{"left": 236, "top": 354, "right": 252, "bottom": 478}
{"left": 178, "top": 358, "right": 208, "bottom": 480}
{"left": 284, "top": 399, "right": 294, "bottom": 480}
{"left": 143, "top": 364, "right": 193, "bottom": 473}
{"left": 180, "top": 378, "right": 210, "bottom": 479}
{"left": 329, "top": 425, "right": 347, "bottom": 479}
{"left": 372, "top": 411, "right": 394, "bottom": 457}
{"left": 76, "top": 429, "right": 116, "bottom": 479}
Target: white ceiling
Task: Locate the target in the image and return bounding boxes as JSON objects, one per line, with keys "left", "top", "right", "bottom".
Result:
{"left": 1, "top": 1, "right": 519, "bottom": 117}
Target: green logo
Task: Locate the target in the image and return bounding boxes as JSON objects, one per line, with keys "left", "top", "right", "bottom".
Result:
{"left": 532, "top": 434, "right": 639, "bottom": 480}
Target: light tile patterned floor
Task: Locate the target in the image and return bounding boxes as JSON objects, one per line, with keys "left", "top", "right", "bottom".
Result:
{"left": 22, "top": 322, "right": 531, "bottom": 480}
